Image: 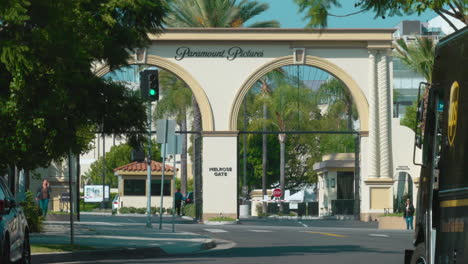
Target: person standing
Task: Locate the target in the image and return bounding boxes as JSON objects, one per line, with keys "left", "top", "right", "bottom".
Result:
{"left": 403, "top": 198, "right": 415, "bottom": 230}
{"left": 174, "top": 189, "right": 183, "bottom": 216}
{"left": 36, "top": 179, "right": 52, "bottom": 217}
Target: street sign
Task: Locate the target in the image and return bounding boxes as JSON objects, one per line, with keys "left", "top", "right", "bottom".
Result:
{"left": 156, "top": 119, "right": 176, "bottom": 144}
{"left": 83, "top": 185, "right": 110, "bottom": 202}
{"left": 273, "top": 188, "right": 282, "bottom": 198}
{"left": 161, "top": 134, "right": 182, "bottom": 157}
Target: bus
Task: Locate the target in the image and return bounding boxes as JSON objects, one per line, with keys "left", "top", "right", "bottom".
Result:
{"left": 406, "top": 26, "right": 467, "bottom": 264}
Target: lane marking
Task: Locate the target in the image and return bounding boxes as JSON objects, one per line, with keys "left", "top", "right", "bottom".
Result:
{"left": 126, "top": 218, "right": 137, "bottom": 223}
{"left": 304, "top": 231, "right": 347, "bottom": 237}
{"left": 249, "top": 230, "right": 273, "bottom": 232}
{"left": 204, "top": 229, "right": 228, "bottom": 233}
{"left": 298, "top": 221, "right": 308, "bottom": 227}
{"left": 369, "top": 234, "right": 389, "bottom": 237}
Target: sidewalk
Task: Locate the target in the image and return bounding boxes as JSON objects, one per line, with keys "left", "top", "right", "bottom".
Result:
{"left": 31, "top": 221, "right": 215, "bottom": 263}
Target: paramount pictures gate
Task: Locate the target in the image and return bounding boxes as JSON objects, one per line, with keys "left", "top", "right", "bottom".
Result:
{"left": 94, "top": 28, "right": 421, "bottom": 221}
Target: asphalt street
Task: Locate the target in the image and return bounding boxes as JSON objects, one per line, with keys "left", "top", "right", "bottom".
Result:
{"left": 40, "top": 214, "right": 411, "bottom": 264}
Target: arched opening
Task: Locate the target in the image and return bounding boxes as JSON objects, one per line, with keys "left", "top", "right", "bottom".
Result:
{"left": 393, "top": 172, "right": 414, "bottom": 213}
{"left": 235, "top": 61, "right": 362, "bottom": 218}
{"left": 82, "top": 57, "right": 212, "bottom": 212}
{"left": 230, "top": 55, "right": 368, "bottom": 132}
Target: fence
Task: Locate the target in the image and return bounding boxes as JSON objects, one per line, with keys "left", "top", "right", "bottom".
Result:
{"left": 331, "top": 199, "right": 354, "bottom": 215}
{"left": 263, "top": 202, "right": 318, "bottom": 216}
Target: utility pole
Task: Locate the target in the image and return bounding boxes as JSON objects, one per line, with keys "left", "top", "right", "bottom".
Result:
{"left": 146, "top": 98, "right": 153, "bottom": 228}
{"left": 101, "top": 132, "right": 106, "bottom": 209}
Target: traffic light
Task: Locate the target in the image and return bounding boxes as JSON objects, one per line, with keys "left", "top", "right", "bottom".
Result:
{"left": 139, "top": 69, "right": 159, "bottom": 101}
{"left": 148, "top": 70, "right": 159, "bottom": 101}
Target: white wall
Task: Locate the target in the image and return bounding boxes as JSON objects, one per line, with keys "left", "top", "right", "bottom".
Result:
{"left": 391, "top": 118, "right": 421, "bottom": 204}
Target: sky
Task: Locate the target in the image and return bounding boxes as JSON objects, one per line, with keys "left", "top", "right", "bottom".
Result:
{"left": 251, "top": 0, "right": 438, "bottom": 28}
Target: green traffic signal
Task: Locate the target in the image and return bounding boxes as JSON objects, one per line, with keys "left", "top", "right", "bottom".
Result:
{"left": 148, "top": 71, "right": 159, "bottom": 101}
{"left": 139, "top": 69, "right": 159, "bottom": 101}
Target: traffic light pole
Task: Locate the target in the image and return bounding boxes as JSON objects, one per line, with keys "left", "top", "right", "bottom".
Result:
{"left": 146, "top": 100, "right": 153, "bottom": 228}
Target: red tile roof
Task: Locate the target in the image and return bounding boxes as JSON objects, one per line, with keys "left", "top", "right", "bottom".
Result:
{"left": 113, "top": 161, "right": 176, "bottom": 173}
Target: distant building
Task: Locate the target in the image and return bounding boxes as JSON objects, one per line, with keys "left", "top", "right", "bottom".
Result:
{"left": 392, "top": 19, "right": 447, "bottom": 118}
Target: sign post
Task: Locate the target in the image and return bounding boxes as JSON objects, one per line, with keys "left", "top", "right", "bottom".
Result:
{"left": 156, "top": 119, "right": 176, "bottom": 230}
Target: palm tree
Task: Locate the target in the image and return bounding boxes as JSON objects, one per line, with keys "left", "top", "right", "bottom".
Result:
{"left": 395, "top": 37, "right": 435, "bottom": 83}
{"left": 166, "top": 0, "right": 280, "bottom": 220}
{"left": 316, "top": 79, "right": 356, "bottom": 131}
{"left": 395, "top": 37, "right": 435, "bottom": 132}
{"left": 155, "top": 70, "right": 192, "bottom": 195}
{"left": 167, "top": 0, "right": 279, "bottom": 28}
{"left": 249, "top": 80, "right": 317, "bottom": 212}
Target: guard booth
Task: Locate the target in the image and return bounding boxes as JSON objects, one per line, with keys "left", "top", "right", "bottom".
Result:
{"left": 113, "top": 161, "right": 176, "bottom": 210}
{"left": 313, "top": 153, "right": 355, "bottom": 217}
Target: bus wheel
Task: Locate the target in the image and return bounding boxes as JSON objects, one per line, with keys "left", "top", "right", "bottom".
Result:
{"left": 411, "top": 243, "right": 427, "bottom": 264}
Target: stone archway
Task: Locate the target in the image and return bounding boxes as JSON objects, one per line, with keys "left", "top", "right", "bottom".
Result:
{"left": 229, "top": 55, "right": 369, "bottom": 132}
{"left": 93, "top": 54, "right": 215, "bottom": 131}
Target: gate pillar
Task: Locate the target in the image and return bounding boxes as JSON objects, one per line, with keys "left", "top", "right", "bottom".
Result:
{"left": 202, "top": 132, "right": 238, "bottom": 220}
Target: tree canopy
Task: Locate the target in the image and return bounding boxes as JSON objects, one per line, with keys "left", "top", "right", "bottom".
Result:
{"left": 0, "top": 0, "right": 169, "bottom": 170}
{"left": 295, "top": 0, "right": 467, "bottom": 29}
{"left": 166, "top": 0, "right": 280, "bottom": 27}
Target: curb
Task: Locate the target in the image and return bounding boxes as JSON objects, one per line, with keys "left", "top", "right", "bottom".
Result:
{"left": 32, "top": 247, "right": 168, "bottom": 264}
{"left": 200, "top": 240, "right": 217, "bottom": 250}
{"left": 204, "top": 221, "right": 237, "bottom": 225}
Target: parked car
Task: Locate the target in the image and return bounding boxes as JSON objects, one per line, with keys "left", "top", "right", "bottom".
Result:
{"left": 112, "top": 194, "right": 120, "bottom": 214}
{"left": 0, "top": 177, "right": 31, "bottom": 264}
{"left": 184, "top": 192, "right": 194, "bottom": 204}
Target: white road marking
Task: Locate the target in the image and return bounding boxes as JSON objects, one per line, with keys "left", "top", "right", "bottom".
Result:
{"left": 369, "top": 234, "right": 389, "bottom": 237}
{"left": 249, "top": 230, "right": 273, "bottom": 232}
{"left": 298, "top": 221, "right": 308, "bottom": 227}
{"left": 204, "top": 229, "right": 228, "bottom": 233}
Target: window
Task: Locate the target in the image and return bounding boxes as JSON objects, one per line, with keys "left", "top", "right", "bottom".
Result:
{"left": 331, "top": 178, "right": 336, "bottom": 188}
{"left": 151, "top": 180, "right": 171, "bottom": 196}
{"left": 124, "top": 180, "right": 145, "bottom": 196}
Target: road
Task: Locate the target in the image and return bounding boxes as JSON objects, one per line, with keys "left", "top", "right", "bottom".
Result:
{"left": 48, "top": 214, "right": 412, "bottom": 264}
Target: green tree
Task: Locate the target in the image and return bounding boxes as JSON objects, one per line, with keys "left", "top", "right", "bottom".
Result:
{"left": 395, "top": 37, "right": 435, "bottom": 83}
{"left": 395, "top": 37, "right": 435, "bottom": 132}
{"left": 0, "top": 0, "right": 169, "bottom": 172}
{"left": 167, "top": 0, "right": 279, "bottom": 28}
{"left": 295, "top": 0, "right": 467, "bottom": 30}
{"left": 250, "top": 81, "right": 318, "bottom": 212}
{"left": 316, "top": 79, "right": 357, "bottom": 131}
{"left": 400, "top": 100, "right": 418, "bottom": 132}
{"left": 85, "top": 142, "right": 161, "bottom": 187}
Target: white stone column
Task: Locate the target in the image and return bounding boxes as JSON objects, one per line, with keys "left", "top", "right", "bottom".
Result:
{"left": 368, "top": 50, "right": 380, "bottom": 178}
{"left": 202, "top": 133, "right": 238, "bottom": 220}
{"left": 377, "top": 51, "right": 394, "bottom": 179}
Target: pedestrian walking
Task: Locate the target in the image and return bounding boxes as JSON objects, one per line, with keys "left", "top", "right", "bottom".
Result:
{"left": 175, "top": 189, "right": 183, "bottom": 216}
{"left": 36, "top": 179, "right": 52, "bottom": 217}
{"left": 403, "top": 198, "right": 415, "bottom": 230}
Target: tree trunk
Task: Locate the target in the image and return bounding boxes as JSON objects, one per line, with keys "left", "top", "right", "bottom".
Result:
{"left": 192, "top": 96, "right": 203, "bottom": 221}
{"left": 262, "top": 103, "right": 268, "bottom": 213}
{"left": 278, "top": 133, "right": 286, "bottom": 213}
{"left": 181, "top": 113, "right": 188, "bottom": 196}
{"left": 347, "top": 104, "right": 353, "bottom": 131}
